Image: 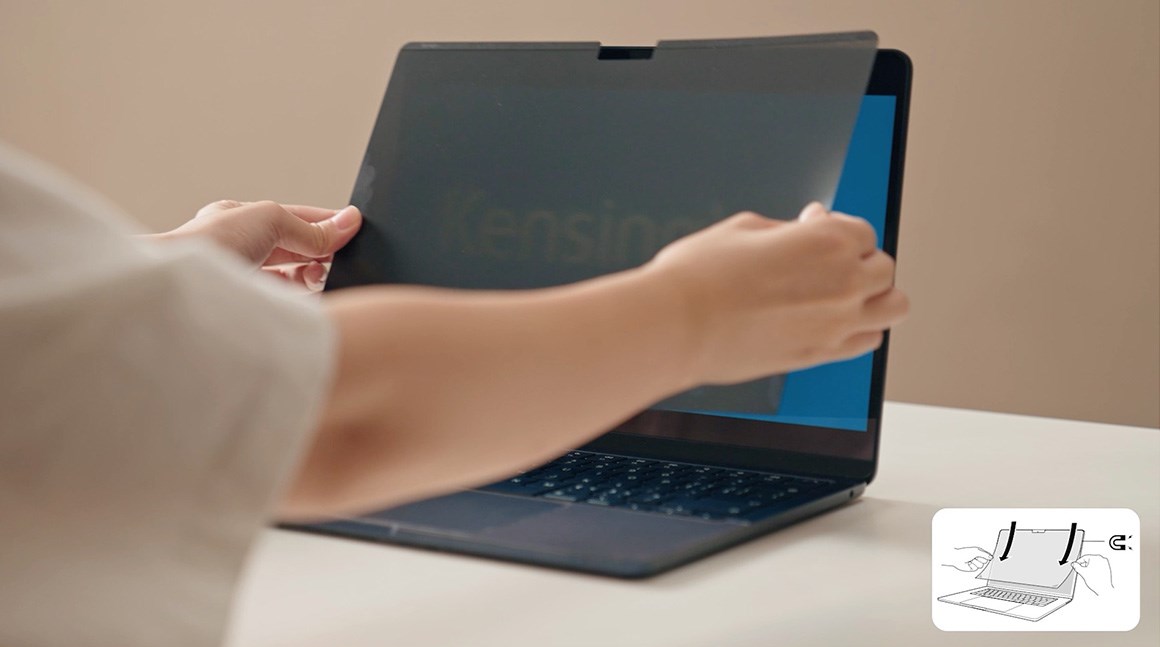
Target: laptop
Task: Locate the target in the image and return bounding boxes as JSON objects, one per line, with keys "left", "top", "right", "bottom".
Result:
{"left": 290, "top": 38, "right": 912, "bottom": 578}
{"left": 938, "top": 528, "right": 1085, "bottom": 621}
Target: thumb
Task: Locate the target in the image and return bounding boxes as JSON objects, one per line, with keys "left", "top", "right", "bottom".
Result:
{"left": 272, "top": 205, "right": 362, "bottom": 257}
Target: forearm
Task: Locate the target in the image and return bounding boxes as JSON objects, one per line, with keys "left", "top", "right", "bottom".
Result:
{"left": 283, "top": 265, "right": 695, "bottom": 518}
{"left": 280, "top": 207, "right": 910, "bottom": 518}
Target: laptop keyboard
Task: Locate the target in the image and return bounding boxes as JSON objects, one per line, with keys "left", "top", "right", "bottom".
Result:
{"left": 973, "top": 588, "right": 1058, "bottom": 607}
{"left": 480, "top": 450, "right": 837, "bottom": 522}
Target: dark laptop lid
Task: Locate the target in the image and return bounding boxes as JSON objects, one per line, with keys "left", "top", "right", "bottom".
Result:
{"left": 326, "top": 35, "right": 903, "bottom": 483}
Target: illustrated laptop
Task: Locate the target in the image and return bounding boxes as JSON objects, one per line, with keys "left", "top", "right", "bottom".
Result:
{"left": 938, "top": 528, "right": 1084, "bottom": 621}
{"left": 290, "top": 35, "right": 912, "bottom": 577}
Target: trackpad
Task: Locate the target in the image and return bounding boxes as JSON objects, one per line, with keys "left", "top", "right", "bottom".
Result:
{"left": 478, "top": 501, "right": 727, "bottom": 561}
{"left": 365, "top": 491, "right": 727, "bottom": 562}
{"left": 363, "top": 491, "right": 560, "bottom": 534}
{"left": 966, "top": 597, "right": 1022, "bottom": 613}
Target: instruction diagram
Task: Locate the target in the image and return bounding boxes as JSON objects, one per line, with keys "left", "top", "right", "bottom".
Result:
{"left": 931, "top": 508, "right": 1140, "bottom": 632}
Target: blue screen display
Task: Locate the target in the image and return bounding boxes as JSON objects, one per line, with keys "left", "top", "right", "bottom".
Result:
{"left": 679, "top": 95, "right": 896, "bottom": 432}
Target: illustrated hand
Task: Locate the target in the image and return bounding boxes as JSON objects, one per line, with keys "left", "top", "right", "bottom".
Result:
{"left": 647, "top": 202, "right": 908, "bottom": 384}
{"left": 1072, "top": 554, "right": 1114, "bottom": 597}
{"left": 153, "top": 200, "right": 362, "bottom": 291}
{"left": 941, "top": 546, "right": 994, "bottom": 573}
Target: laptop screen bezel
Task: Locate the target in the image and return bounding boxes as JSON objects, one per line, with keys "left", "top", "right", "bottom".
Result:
{"left": 581, "top": 49, "right": 912, "bottom": 483}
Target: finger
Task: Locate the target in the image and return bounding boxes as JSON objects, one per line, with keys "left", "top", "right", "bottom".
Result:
{"left": 196, "top": 199, "right": 245, "bottom": 219}
{"left": 723, "top": 210, "right": 781, "bottom": 231}
{"left": 266, "top": 204, "right": 355, "bottom": 262}
{"left": 827, "top": 215, "right": 879, "bottom": 257}
{"left": 265, "top": 248, "right": 334, "bottom": 265}
{"left": 263, "top": 262, "right": 327, "bottom": 289}
{"left": 834, "top": 330, "right": 884, "bottom": 359}
{"left": 281, "top": 204, "right": 343, "bottom": 223}
{"left": 860, "top": 249, "right": 897, "bottom": 296}
{"left": 977, "top": 547, "right": 994, "bottom": 558}
{"left": 270, "top": 205, "right": 362, "bottom": 257}
{"left": 262, "top": 265, "right": 300, "bottom": 284}
{"left": 303, "top": 260, "right": 327, "bottom": 292}
{"left": 798, "top": 201, "right": 829, "bottom": 222}
{"left": 859, "top": 288, "right": 910, "bottom": 331}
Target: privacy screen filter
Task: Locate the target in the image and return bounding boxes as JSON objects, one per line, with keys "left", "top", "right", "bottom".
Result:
{"left": 981, "top": 529, "right": 1086, "bottom": 589}
{"left": 328, "top": 32, "right": 879, "bottom": 415}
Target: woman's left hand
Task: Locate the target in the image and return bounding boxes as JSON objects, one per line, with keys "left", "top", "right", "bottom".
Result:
{"left": 151, "top": 200, "right": 362, "bottom": 291}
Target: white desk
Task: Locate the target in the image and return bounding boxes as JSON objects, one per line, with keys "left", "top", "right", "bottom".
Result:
{"left": 227, "top": 402, "right": 1159, "bottom": 646}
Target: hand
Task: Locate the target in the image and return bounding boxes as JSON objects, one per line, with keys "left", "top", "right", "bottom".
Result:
{"left": 645, "top": 202, "right": 908, "bottom": 385}
{"left": 1072, "top": 554, "right": 1114, "bottom": 596}
{"left": 153, "top": 200, "right": 362, "bottom": 290}
{"left": 941, "top": 546, "right": 993, "bottom": 573}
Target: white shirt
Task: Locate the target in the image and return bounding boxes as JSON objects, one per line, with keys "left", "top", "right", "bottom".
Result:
{"left": 0, "top": 143, "right": 335, "bottom": 646}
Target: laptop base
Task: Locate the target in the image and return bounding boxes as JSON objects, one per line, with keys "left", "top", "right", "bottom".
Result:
{"left": 938, "top": 586, "right": 1072, "bottom": 622}
{"left": 287, "top": 485, "right": 864, "bottom": 579}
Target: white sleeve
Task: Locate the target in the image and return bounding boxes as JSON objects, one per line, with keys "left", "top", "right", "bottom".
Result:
{"left": 0, "top": 143, "right": 335, "bottom": 647}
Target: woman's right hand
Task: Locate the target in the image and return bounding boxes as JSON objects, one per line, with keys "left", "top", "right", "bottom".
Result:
{"left": 645, "top": 202, "right": 909, "bottom": 386}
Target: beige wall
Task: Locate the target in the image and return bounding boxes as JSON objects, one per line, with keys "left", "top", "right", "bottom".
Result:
{"left": 1, "top": 0, "right": 1157, "bottom": 428}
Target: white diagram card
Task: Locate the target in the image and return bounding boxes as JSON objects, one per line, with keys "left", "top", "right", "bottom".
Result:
{"left": 932, "top": 508, "right": 1139, "bottom": 632}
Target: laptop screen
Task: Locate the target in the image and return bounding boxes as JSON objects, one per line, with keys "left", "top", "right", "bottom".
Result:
{"left": 328, "top": 43, "right": 907, "bottom": 467}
